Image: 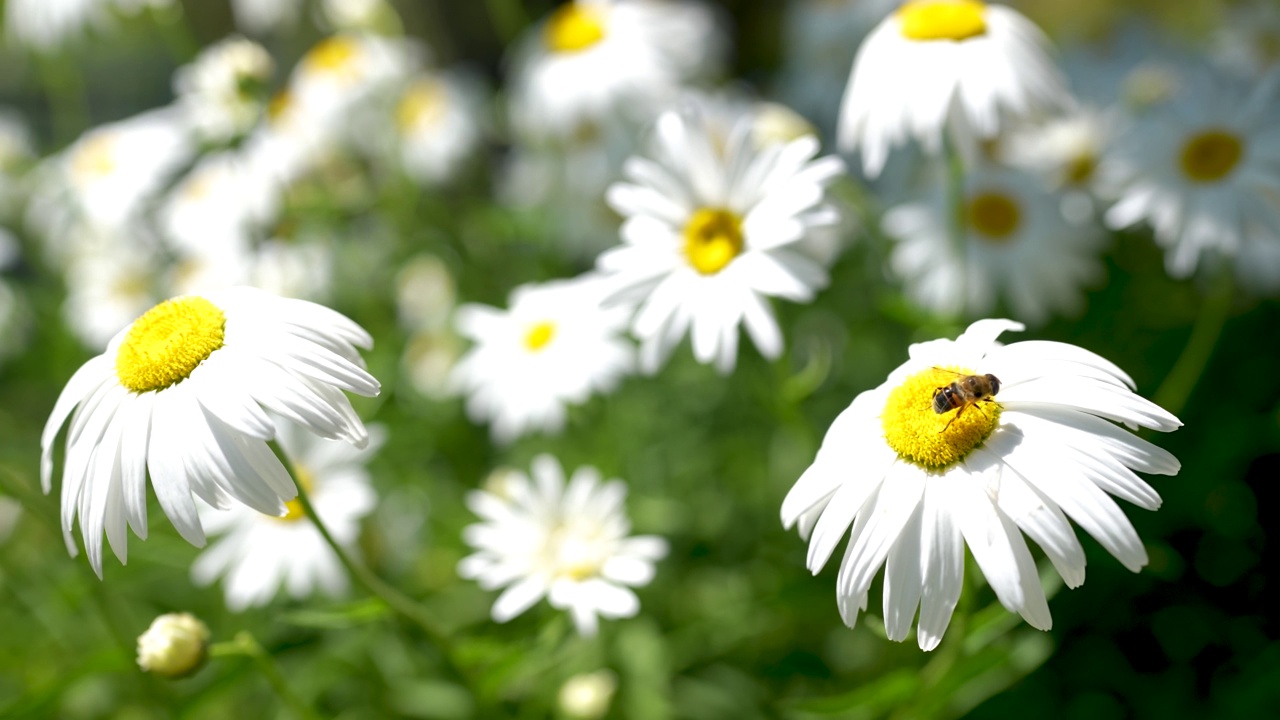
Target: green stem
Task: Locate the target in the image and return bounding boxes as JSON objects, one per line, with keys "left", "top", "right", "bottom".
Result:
{"left": 210, "top": 632, "right": 322, "bottom": 720}
{"left": 37, "top": 53, "right": 91, "bottom": 146}
{"left": 1153, "top": 264, "right": 1233, "bottom": 417}
{"left": 289, "top": 471, "right": 486, "bottom": 708}
{"left": 483, "top": 0, "right": 529, "bottom": 45}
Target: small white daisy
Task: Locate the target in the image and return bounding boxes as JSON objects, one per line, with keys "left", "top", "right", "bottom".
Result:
{"left": 41, "top": 287, "right": 380, "bottom": 576}
{"left": 174, "top": 35, "right": 275, "bottom": 144}
{"left": 394, "top": 70, "right": 484, "bottom": 185}
{"left": 598, "top": 105, "right": 845, "bottom": 373}
{"left": 1001, "top": 105, "right": 1117, "bottom": 225}
{"left": 459, "top": 455, "right": 668, "bottom": 636}
{"left": 61, "top": 232, "right": 164, "bottom": 349}
{"left": 838, "top": 0, "right": 1067, "bottom": 177}
{"left": 507, "top": 0, "right": 723, "bottom": 141}
{"left": 883, "top": 164, "right": 1105, "bottom": 324}
{"left": 231, "top": 0, "right": 302, "bottom": 35}
{"left": 4, "top": 0, "right": 172, "bottom": 50}
{"left": 450, "top": 275, "right": 634, "bottom": 444}
{"left": 782, "top": 319, "right": 1181, "bottom": 650}
{"left": 192, "top": 418, "right": 381, "bottom": 610}
{"left": 1102, "top": 71, "right": 1280, "bottom": 279}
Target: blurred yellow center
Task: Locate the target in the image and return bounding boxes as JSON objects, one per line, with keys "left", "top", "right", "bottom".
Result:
{"left": 397, "top": 78, "right": 447, "bottom": 131}
{"left": 967, "top": 191, "right": 1021, "bottom": 241}
{"left": 1065, "top": 153, "right": 1097, "bottom": 186}
{"left": 303, "top": 36, "right": 359, "bottom": 78}
{"left": 266, "top": 91, "right": 293, "bottom": 125}
{"left": 524, "top": 321, "right": 557, "bottom": 352}
{"left": 881, "top": 366, "right": 1001, "bottom": 470}
{"left": 278, "top": 466, "right": 314, "bottom": 522}
{"left": 116, "top": 297, "right": 226, "bottom": 394}
{"left": 545, "top": 4, "right": 607, "bottom": 53}
{"left": 898, "top": 0, "right": 987, "bottom": 41}
{"left": 684, "top": 208, "right": 744, "bottom": 275}
{"left": 72, "top": 134, "right": 117, "bottom": 180}
{"left": 1179, "top": 129, "right": 1243, "bottom": 183}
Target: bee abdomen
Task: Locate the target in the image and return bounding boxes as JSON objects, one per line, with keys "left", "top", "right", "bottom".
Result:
{"left": 932, "top": 387, "right": 955, "bottom": 414}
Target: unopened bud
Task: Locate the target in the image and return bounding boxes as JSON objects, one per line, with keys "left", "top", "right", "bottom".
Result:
{"left": 137, "top": 613, "right": 210, "bottom": 679}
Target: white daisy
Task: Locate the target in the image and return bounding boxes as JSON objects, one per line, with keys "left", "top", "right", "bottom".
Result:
{"left": 191, "top": 419, "right": 382, "bottom": 610}
{"left": 1001, "top": 105, "right": 1117, "bottom": 225}
{"left": 61, "top": 232, "right": 164, "bottom": 349}
{"left": 459, "top": 455, "right": 668, "bottom": 636}
{"left": 174, "top": 35, "right": 275, "bottom": 144}
{"left": 883, "top": 164, "right": 1105, "bottom": 324}
{"left": 41, "top": 286, "right": 380, "bottom": 577}
{"left": 394, "top": 70, "right": 484, "bottom": 185}
{"left": 598, "top": 106, "right": 845, "bottom": 373}
{"left": 838, "top": 0, "right": 1067, "bottom": 177}
{"left": 782, "top": 319, "right": 1181, "bottom": 650}
{"left": 231, "top": 0, "right": 302, "bottom": 35}
{"left": 1102, "top": 71, "right": 1280, "bottom": 280}
{"left": 3, "top": 0, "right": 172, "bottom": 50}
{"left": 449, "top": 275, "right": 634, "bottom": 444}
{"left": 507, "top": 0, "right": 723, "bottom": 141}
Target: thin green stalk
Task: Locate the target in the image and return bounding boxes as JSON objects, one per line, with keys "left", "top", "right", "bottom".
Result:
{"left": 1153, "top": 264, "right": 1233, "bottom": 417}
{"left": 37, "top": 53, "right": 91, "bottom": 146}
{"left": 942, "top": 135, "right": 969, "bottom": 315}
{"left": 210, "top": 632, "right": 322, "bottom": 720}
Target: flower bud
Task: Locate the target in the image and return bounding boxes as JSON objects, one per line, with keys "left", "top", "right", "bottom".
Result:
{"left": 136, "top": 613, "right": 210, "bottom": 678}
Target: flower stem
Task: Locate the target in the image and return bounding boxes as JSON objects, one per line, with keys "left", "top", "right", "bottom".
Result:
{"left": 1153, "top": 263, "right": 1233, "bottom": 417}
{"left": 211, "top": 632, "right": 322, "bottom": 720}
{"left": 483, "top": 0, "right": 529, "bottom": 44}
{"left": 942, "top": 135, "right": 969, "bottom": 316}
{"left": 37, "top": 53, "right": 91, "bottom": 146}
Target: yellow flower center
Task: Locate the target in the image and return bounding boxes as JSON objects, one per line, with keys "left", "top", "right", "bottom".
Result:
{"left": 524, "top": 321, "right": 557, "bottom": 352}
{"left": 277, "top": 465, "right": 314, "bottom": 522}
{"left": 397, "top": 78, "right": 447, "bottom": 132}
{"left": 1065, "top": 153, "right": 1097, "bottom": 186}
{"left": 1179, "top": 129, "right": 1244, "bottom": 183}
{"left": 898, "top": 0, "right": 988, "bottom": 42}
{"left": 302, "top": 36, "right": 360, "bottom": 79}
{"left": 553, "top": 530, "right": 604, "bottom": 581}
{"left": 115, "top": 297, "right": 227, "bottom": 394}
{"left": 966, "top": 191, "right": 1021, "bottom": 242}
{"left": 72, "top": 134, "right": 118, "bottom": 180}
{"left": 544, "top": 3, "right": 607, "bottom": 53}
{"left": 881, "top": 366, "right": 1001, "bottom": 470}
{"left": 684, "top": 208, "right": 744, "bottom": 275}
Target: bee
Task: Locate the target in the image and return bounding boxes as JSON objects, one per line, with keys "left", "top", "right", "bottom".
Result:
{"left": 931, "top": 369, "right": 1001, "bottom": 432}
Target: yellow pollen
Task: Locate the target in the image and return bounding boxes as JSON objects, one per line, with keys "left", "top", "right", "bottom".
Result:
{"left": 1179, "top": 129, "right": 1244, "bottom": 183}
{"left": 523, "top": 321, "right": 557, "bottom": 352}
{"left": 881, "top": 366, "right": 1001, "bottom": 470}
{"left": 544, "top": 3, "right": 607, "bottom": 53}
{"left": 898, "top": 0, "right": 988, "bottom": 42}
{"left": 303, "top": 36, "right": 359, "bottom": 79}
{"left": 397, "top": 78, "right": 447, "bottom": 132}
{"left": 966, "top": 191, "right": 1021, "bottom": 241}
{"left": 115, "top": 296, "right": 226, "bottom": 394}
{"left": 72, "top": 134, "right": 118, "bottom": 180}
{"left": 683, "top": 208, "right": 744, "bottom": 275}
{"left": 277, "top": 466, "right": 314, "bottom": 522}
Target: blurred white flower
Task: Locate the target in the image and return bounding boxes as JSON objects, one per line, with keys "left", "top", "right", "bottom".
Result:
{"left": 231, "top": 0, "right": 302, "bottom": 35}
{"left": 459, "top": 455, "right": 667, "bottom": 636}
{"left": 192, "top": 419, "right": 382, "bottom": 610}
{"left": 4, "top": 0, "right": 172, "bottom": 50}
{"left": 396, "top": 254, "right": 456, "bottom": 333}
{"left": 136, "top": 612, "right": 210, "bottom": 678}
{"left": 0, "top": 112, "right": 34, "bottom": 215}
{"left": 159, "top": 152, "right": 275, "bottom": 262}
{"left": 597, "top": 105, "right": 844, "bottom": 373}
{"left": 1103, "top": 70, "right": 1280, "bottom": 281}
{"left": 508, "top": 0, "right": 723, "bottom": 141}
{"left": 883, "top": 164, "right": 1105, "bottom": 324}
{"left": 838, "top": 0, "right": 1067, "bottom": 177}
{"left": 1212, "top": 3, "right": 1280, "bottom": 78}
{"left": 61, "top": 232, "right": 163, "bottom": 349}
{"left": 450, "top": 275, "right": 634, "bottom": 444}
{"left": 395, "top": 70, "right": 485, "bottom": 185}
{"left": 783, "top": 319, "right": 1180, "bottom": 650}
{"left": 1001, "top": 105, "right": 1117, "bottom": 225}
{"left": 322, "top": 0, "right": 390, "bottom": 31}
{"left": 558, "top": 670, "right": 619, "bottom": 719}
{"left": 42, "top": 287, "right": 380, "bottom": 576}
{"left": 174, "top": 36, "right": 274, "bottom": 143}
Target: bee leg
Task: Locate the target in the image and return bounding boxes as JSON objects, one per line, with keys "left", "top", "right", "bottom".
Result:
{"left": 938, "top": 404, "right": 967, "bottom": 433}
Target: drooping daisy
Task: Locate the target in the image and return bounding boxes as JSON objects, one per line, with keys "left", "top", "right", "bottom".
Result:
{"left": 1102, "top": 71, "right": 1280, "bottom": 280}
{"left": 459, "top": 455, "right": 668, "bottom": 636}
{"left": 41, "top": 287, "right": 380, "bottom": 577}
{"left": 449, "top": 275, "right": 634, "bottom": 444}
{"left": 394, "top": 70, "right": 485, "bottom": 185}
{"left": 838, "top": 0, "right": 1067, "bottom": 177}
{"left": 174, "top": 35, "right": 275, "bottom": 144}
{"left": 782, "top": 319, "right": 1180, "bottom": 650}
{"left": 883, "top": 164, "right": 1105, "bottom": 324}
{"left": 192, "top": 418, "right": 381, "bottom": 610}
{"left": 598, "top": 105, "right": 845, "bottom": 373}
{"left": 507, "top": 0, "right": 723, "bottom": 141}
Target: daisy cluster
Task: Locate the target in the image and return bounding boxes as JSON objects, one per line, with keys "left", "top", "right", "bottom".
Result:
{"left": 2, "top": 0, "right": 1271, "bottom": 716}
